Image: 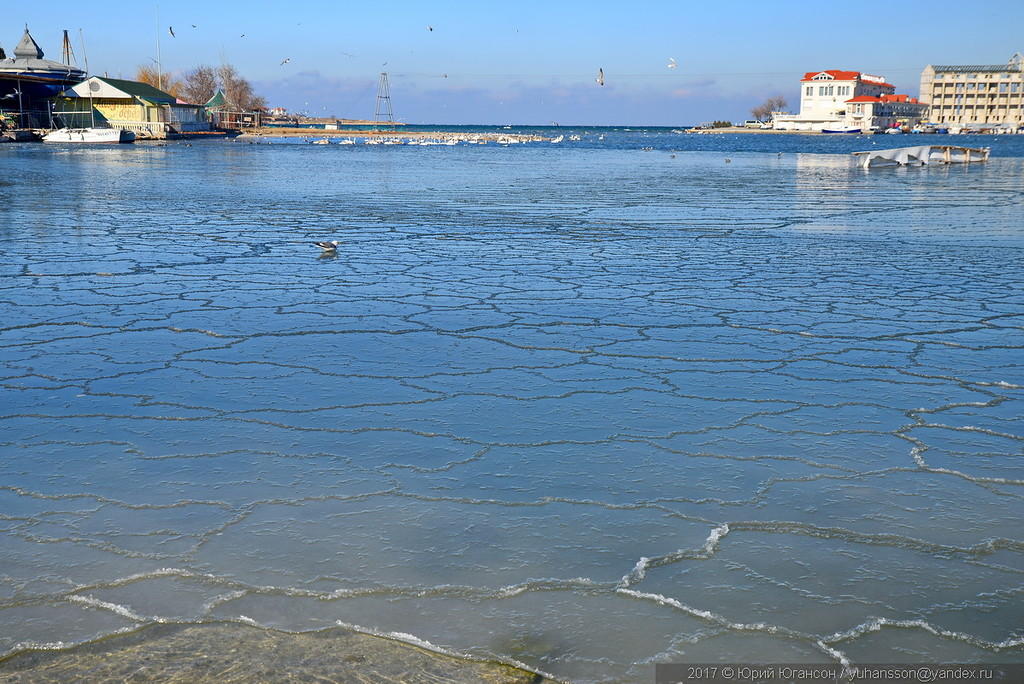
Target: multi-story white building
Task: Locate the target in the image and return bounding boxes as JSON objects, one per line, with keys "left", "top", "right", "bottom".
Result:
{"left": 773, "top": 70, "right": 927, "bottom": 132}
{"left": 919, "top": 53, "right": 1024, "bottom": 132}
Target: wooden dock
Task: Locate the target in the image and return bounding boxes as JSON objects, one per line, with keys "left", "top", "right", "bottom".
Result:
{"left": 851, "top": 145, "right": 990, "bottom": 168}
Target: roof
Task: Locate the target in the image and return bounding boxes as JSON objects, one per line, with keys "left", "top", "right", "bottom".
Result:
{"left": 802, "top": 69, "right": 895, "bottom": 88}
{"left": 929, "top": 65, "right": 1021, "bottom": 74}
{"left": 205, "top": 89, "right": 227, "bottom": 108}
{"left": 929, "top": 52, "right": 1024, "bottom": 74}
{"left": 62, "top": 76, "right": 176, "bottom": 103}
{"left": 96, "top": 76, "right": 176, "bottom": 102}
{"left": 13, "top": 27, "right": 43, "bottom": 59}
{"left": 803, "top": 70, "right": 862, "bottom": 81}
{"left": 846, "top": 94, "right": 923, "bottom": 104}
{"left": 0, "top": 27, "right": 85, "bottom": 79}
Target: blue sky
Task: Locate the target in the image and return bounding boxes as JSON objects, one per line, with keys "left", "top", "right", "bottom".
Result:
{"left": 11, "top": 1, "right": 1024, "bottom": 125}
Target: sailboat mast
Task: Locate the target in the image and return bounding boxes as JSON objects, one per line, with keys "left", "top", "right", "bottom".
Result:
{"left": 79, "top": 29, "right": 95, "bottom": 128}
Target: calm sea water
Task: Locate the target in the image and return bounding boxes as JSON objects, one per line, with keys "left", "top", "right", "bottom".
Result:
{"left": 1, "top": 130, "right": 1023, "bottom": 683}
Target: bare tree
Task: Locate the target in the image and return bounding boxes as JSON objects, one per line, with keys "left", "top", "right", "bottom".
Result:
{"left": 179, "top": 65, "right": 218, "bottom": 105}
{"left": 134, "top": 62, "right": 265, "bottom": 109}
{"left": 135, "top": 65, "right": 181, "bottom": 98}
{"left": 751, "top": 94, "right": 788, "bottom": 122}
{"left": 217, "top": 63, "right": 267, "bottom": 111}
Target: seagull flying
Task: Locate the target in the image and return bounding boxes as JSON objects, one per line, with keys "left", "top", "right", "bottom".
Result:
{"left": 667, "top": 57, "right": 676, "bottom": 69}
{"left": 596, "top": 68, "right": 604, "bottom": 86}
{"left": 427, "top": 26, "right": 433, "bottom": 31}
{"left": 168, "top": 26, "right": 175, "bottom": 37}
{"left": 314, "top": 241, "right": 340, "bottom": 253}
{"left": 280, "top": 58, "right": 290, "bottom": 65}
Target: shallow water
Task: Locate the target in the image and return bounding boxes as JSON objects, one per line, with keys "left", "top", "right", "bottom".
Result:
{"left": 1, "top": 131, "right": 1022, "bottom": 683}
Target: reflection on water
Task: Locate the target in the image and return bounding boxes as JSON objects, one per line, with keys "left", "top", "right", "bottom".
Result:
{"left": 0, "top": 136, "right": 1022, "bottom": 683}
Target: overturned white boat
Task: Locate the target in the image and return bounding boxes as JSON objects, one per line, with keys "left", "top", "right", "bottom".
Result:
{"left": 851, "top": 145, "right": 989, "bottom": 168}
{"left": 42, "top": 127, "right": 134, "bottom": 143}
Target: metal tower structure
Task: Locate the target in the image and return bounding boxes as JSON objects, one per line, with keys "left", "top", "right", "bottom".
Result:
{"left": 373, "top": 72, "right": 394, "bottom": 131}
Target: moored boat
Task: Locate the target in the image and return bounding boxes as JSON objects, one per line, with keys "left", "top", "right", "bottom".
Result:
{"left": 42, "top": 126, "right": 134, "bottom": 143}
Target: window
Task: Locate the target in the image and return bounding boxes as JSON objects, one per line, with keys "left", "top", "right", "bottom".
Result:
{"left": 805, "top": 86, "right": 813, "bottom": 96}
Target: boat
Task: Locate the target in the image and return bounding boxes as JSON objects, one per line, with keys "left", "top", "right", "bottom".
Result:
{"left": 43, "top": 126, "right": 134, "bottom": 143}
{"left": 821, "top": 127, "right": 861, "bottom": 134}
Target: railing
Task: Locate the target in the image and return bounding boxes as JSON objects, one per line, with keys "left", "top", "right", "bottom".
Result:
{"left": 0, "top": 108, "right": 52, "bottom": 129}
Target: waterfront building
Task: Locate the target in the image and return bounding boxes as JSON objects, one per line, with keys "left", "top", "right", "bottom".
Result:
{"left": 773, "top": 70, "right": 926, "bottom": 132}
{"left": 844, "top": 93, "right": 930, "bottom": 132}
{"left": 919, "top": 53, "right": 1024, "bottom": 132}
{"left": 52, "top": 76, "right": 211, "bottom": 138}
{"left": 0, "top": 27, "right": 85, "bottom": 128}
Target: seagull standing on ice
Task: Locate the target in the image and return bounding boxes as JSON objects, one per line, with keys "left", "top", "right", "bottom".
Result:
{"left": 314, "top": 241, "right": 340, "bottom": 254}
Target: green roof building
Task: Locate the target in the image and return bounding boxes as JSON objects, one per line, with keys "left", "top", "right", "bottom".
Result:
{"left": 53, "top": 76, "right": 211, "bottom": 138}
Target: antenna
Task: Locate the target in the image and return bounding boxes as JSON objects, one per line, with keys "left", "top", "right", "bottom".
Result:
{"left": 374, "top": 72, "right": 394, "bottom": 131}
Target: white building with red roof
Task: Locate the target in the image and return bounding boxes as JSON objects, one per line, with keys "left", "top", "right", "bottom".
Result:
{"left": 773, "top": 69, "right": 927, "bottom": 132}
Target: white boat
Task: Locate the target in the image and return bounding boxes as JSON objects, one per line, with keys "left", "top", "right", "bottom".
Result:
{"left": 43, "top": 127, "right": 134, "bottom": 143}
{"left": 821, "top": 127, "right": 861, "bottom": 134}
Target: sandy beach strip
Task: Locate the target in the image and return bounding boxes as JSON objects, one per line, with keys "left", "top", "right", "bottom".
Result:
{"left": 0, "top": 621, "right": 558, "bottom": 683}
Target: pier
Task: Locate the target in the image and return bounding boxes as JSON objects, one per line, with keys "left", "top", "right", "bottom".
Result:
{"left": 851, "top": 144, "right": 990, "bottom": 168}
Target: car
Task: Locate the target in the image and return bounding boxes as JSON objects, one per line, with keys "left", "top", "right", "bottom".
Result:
{"left": 742, "top": 120, "right": 762, "bottom": 128}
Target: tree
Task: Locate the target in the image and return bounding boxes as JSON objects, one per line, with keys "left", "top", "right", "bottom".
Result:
{"left": 179, "top": 65, "right": 218, "bottom": 105}
{"left": 135, "top": 65, "right": 181, "bottom": 98}
{"left": 751, "top": 95, "right": 788, "bottom": 122}
{"left": 137, "top": 62, "right": 266, "bottom": 109}
{"left": 217, "top": 63, "right": 267, "bottom": 111}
